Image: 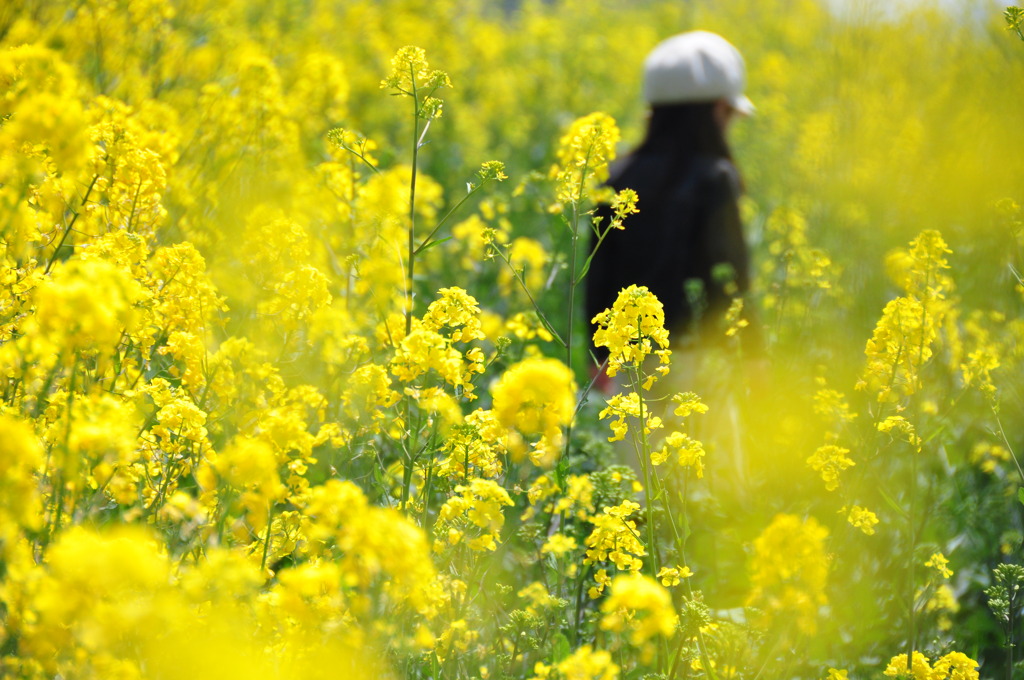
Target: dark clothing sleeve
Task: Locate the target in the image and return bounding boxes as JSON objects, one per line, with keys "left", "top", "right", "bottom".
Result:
{"left": 694, "top": 159, "right": 749, "bottom": 310}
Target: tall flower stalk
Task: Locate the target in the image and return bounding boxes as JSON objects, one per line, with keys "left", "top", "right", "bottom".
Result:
{"left": 491, "top": 112, "right": 632, "bottom": 476}
{"left": 379, "top": 46, "right": 452, "bottom": 335}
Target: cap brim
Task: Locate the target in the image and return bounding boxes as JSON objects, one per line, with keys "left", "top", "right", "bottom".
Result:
{"left": 731, "top": 94, "right": 755, "bottom": 116}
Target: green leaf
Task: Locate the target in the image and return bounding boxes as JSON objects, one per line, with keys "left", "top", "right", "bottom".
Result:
{"left": 417, "top": 236, "right": 453, "bottom": 253}
{"left": 879, "top": 485, "right": 909, "bottom": 520}
{"left": 1017, "top": 487, "right": 1024, "bottom": 507}
{"left": 678, "top": 503, "right": 691, "bottom": 543}
{"left": 551, "top": 632, "right": 571, "bottom": 664}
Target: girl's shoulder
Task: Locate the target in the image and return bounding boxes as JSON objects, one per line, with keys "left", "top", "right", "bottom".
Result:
{"left": 693, "top": 154, "right": 741, "bottom": 197}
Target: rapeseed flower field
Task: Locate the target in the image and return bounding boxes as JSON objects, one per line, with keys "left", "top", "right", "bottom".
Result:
{"left": 1, "top": 1, "right": 1023, "bottom": 678}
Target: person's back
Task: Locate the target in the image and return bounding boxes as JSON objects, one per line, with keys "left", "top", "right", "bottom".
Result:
{"left": 586, "top": 101, "right": 750, "bottom": 354}
{"left": 585, "top": 129, "right": 753, "bottom": 348}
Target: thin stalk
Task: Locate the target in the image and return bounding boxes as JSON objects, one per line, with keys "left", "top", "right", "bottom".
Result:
{"left": 994, "top": 408, "right": 1024, "bottom": 480}
{"left": 492, "top": 245, "right": 566, "bottom": 348}
{"left": 907, "top": 446, "right": 918, "bottom": 672}
{"left": 260, "top": 502, "right": 275, "bottom": 572}
{"left": 46, "top": 174, "right": 100, "bottom": 274}
{"left": 1009, "top": 598, "right": 1016, "bottom": 680}
{"left": 558, "top": 148, "right": 597, "bottom": 470}
{"left": 413, "top": 180, "right": 489, "bottom": 257}
{"left": 47, "top": 356, "right": 79, "bottom": 549}
{"left": 907, "top": 277, "right": 931, "bottom": 672}
{"left": 400, "top": 65, "right": 421, "bottom": 513}
{"left": 406, "top": 148, "right": 419, "bottom": 335}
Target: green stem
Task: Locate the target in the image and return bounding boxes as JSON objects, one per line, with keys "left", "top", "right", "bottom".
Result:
{"left": 45, "top": 174, "right": 101, "bottom": 274}
{"left": 492, "top": 245, "right": 566, "bottom": 348}
{"left": 406, "top": 150, "right": 419, "bottom": 336}
{"left": 46, "top": 356, "right": 79, "bottom": 549}
{"left": 413, "top": 180, "right": 490, "bottom": 256}
{"left": 399, "top": 66, "right": 422, "bottom": 511}
{"left": 260, "top": 502, "right": 275, "bottom": 572}
{"left": 907, "top": 429, "right": 918, "bottom": 671}
{"left": 561, "top": 200, "right": 581, "bottom": 468}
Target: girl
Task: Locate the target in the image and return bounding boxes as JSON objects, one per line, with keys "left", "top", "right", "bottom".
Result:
{"left": 586, "top": 30, "right": 758, "bottom": 360}
{"left": 586, "top": 30, "right": 762, "bottom": 491}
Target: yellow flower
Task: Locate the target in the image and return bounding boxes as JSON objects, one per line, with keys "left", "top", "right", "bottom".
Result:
{"left": 877, "top": 415, "right": 923, "bottom": 450}
{"left": 556, "top": 645, "right": 620, "bottom": 680}
{"left": 541, "top": 533, "right": 578, "bottom": 557}
{"left": 491, "top": 357, "right": 576, "bottom": 464}
{"left": 519, "top": 581, "right": 562, "bottom": 612}
{"left": 884, "top": 650, "right": 978, "bottom": 680}
{"left": 421, "top": 286, "right": 486, "bottom": 344}
{"left": 598, "top": 391, "right": 662, "bottom": 443}
{"left": 438, "top": 409, "right": 506, "bottom": 479}
{"left": 925, "top": 552, "right": 953, "bottom": 579}
{"left": 746, "top": 514, "right": 829, "bottom": 635}
{"left": 672, "top": 392, "right": 709, "bottom": 418}
{"left": 212, "top": 436, "right": 286, "bottom": 518}
{"left": 552, "top": 474, "right": 596, "bottom": 519}
{"left": 600, "top": 573, "right": 677, "bottom": 660}
{"left": 651, "top": 431, "right": 706, "bottom": 477}
{"left": 607, "top": 188, "right": 639, "bottom": 230}
{"left": 380, "top": 46, "right": 451, "bottom": 120}
{"left": 883, "top": 652, "right": 935, "bottom": 680}
{"left": 844, "top": 505, "right": 879, "bottom": 535}
{"left": 0, "top": 414, "right": 45, "bottom": 531}
{"left": 390, "top": 318, "right": 483, "bottom": 399}
{"left": 435, "top": 478, "right": 514, "bottom": 552}
{"left": 813, "top": 388, "right": 857, "bottom": 424}
{"left": 552, "top": 112, "right": 620, "bottom": 204}
{"left": 584, "top": 501, "right": 646, "bottom": 575}
{"left": 807, "top": 444, "right": 855, "bottom": 491}
{"left": 931, "top": 651, "right": 979, "bottom": 679}
{"left": 588, "top": 568, "right": 613, "bottom": 600}
{"left": 32, "top": 258, "right": 146, "bottom": 359}
{"left": 592, "top": 285, "right": 670, "bottom": 382}
{"left": 656, "top": 565, "right": 693, "bottom": 587}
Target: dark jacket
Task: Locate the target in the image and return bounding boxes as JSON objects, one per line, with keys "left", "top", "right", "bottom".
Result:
{"left": 585, "top": 150, "right": 751, "bottom": 354}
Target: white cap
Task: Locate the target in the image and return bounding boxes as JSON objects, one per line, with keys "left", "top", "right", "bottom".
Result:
{"left": 642, "top": 31, "right": 754, "bottom": 115}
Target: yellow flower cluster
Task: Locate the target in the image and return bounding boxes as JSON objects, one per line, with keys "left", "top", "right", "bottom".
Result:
{"left": 437, "top": 410, "right": 508, "bottom": 480}
{"left": 390, "top": 287, "right": 487, "bottom": 400}
{"left": 435, "top": 478, "right": 514, "bottom": 552}
{"left": 525, "top": 472, "right": 597, "bottom": 522}
{"left": 599, "top": 391, "right": 661, "bottom": 443}
{"left": 807, "top": 444, "right": 856, "bottom": 491}
{"left": 592, "top": 285, "right": 671, "bottom": 383}
{"left": 883, "top": 651, "right": 978, "bottom": 680}
{"left": 531, "top": 645, "right": 620, "bottom": 680}
{"left": 651, "top": 429, "right": 707, "bottom": 477}
{"left": 5, "top": 525, "right": 376, "bottom": 679}
{"left": 746, "top": 514, "right": 830, "bottom": 636}
{"left": 843, "top": 505, "right": 880, "bottom": 536}
{"left": 656, "top": 565, "right": 693, "bottom": 587}
{"left": 861, "top": 230, "right": 955, "bottom": 403}
{"left": 600, "top": 573, "right": 678, "bottom": 661}
{"left": 924, "top": 552, "right": 954, "bottom": 580}
{"left": 303, "top": 480, "right": 437, "bottom": 615}
{"left": 380, "top": 45, "right": 452, "bottom": 120}
{"left": 490, "top": 357, "right": 577, "bottom": 466}
{"left": 552, "top": 112, "right": 621, "bottom": 205}
{"left": 585, "top": 500, "right": 646, "bottom": 594}
{"left": 756, "top": 203, "right": 845, "bottom": 335}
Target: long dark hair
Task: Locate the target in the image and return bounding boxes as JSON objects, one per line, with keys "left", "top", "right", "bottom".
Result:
{"left": 632, "top": 102, "right": 740, "bottom": 192}
{"left": 639, "top": 102, "right": 732, "bottom": 158}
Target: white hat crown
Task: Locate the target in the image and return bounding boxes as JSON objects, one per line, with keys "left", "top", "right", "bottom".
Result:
{"left": 643, "top": 31, "right": 754, "bottom": 114}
